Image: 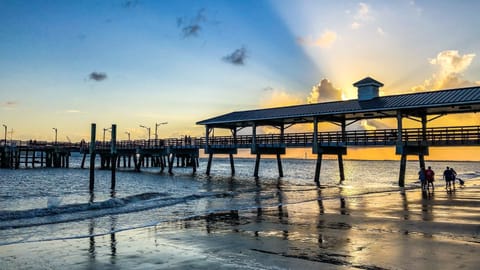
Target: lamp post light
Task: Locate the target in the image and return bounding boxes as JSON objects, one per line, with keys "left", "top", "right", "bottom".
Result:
{"left": 103, "top": 127, "right": 112, "bottom": 145}
{"left": 52, "top": 128, "right": 58, "bottom": 145}
{"left": 2, "top": 124, "right": 6, "bottom": 147}
{"left": 139, "top": 125, "right": 151, "bottom": 146}
{"left": 155, "top": 122, "right": 168, "bottom": 140}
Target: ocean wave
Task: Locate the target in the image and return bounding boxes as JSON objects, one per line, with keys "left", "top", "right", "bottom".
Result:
{"left": 0, "top": 191, "right": 235, "bottom": 230}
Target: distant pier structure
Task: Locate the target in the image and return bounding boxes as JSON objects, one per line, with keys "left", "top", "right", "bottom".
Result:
{"left": 196, "top": 77, "right": 480, "bottom": 186}
{"left": 2, "top": 77, "right": 480, "bottom": 186}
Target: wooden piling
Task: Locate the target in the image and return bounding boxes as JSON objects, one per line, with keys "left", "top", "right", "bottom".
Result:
{"left": 206, "top": 153, "right": 213, "bottom": 175}
{"left": 229, "top": 153, "right": 235, "bottom": 175}
{"left": 89, "top": 123, "right": 96, "bottom": 191}
{"left": 338, "top": 153, "right": 345, "bottom": 181}
{"left": 111, "top": 124, "right": 117, "bottom": 190}
{"left": 314, "top": 153, "right": 323, "bottom": 184}
{"left": 398, "top": 153, "right": 407, "bottom": 187}
{"left": 254, "top": 153, "right": 261, "bottom": 177}
{"left": 276, "top": 153, "right": 283, "bottom": 178}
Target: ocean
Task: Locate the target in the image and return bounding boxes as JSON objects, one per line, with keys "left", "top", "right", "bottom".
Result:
{"left": 1, "top": 154, "right": 479, "bottom": 247}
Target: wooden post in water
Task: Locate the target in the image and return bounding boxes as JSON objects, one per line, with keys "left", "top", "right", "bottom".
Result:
{"left": 399, "top": 152, "right": 407, "bottom": 187}
{"left": 110, "top": 124, "right": 117, "bottom": 190}
{"left": 314, "top": 153, "right": 323, "bottom": 185}
{"left": 276, "top": 153, "right": 283, "bottom": 177}
{"left": 254, "top": 153, "right": 261, "bottom": 178}
{"left": 229, "top": 153, "right": 235, "bottom": 175}
{"left": 206, "top": 153, "right": 213, "bottom": 175}
{"left": 89, "top": 123, "right": 96, "bottom": 191}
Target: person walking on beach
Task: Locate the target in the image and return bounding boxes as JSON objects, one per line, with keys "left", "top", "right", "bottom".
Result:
{"left": 425, "top": 166, "right": 435, "bottom": 191}
{"left": 443, "top": 166, "right": 453, "bottom": 190}
{"left": 450, "top": 167, "right": 458, "bottom": 188}
{"left": 418, "top": 167, "right": 426, "bottom": 191}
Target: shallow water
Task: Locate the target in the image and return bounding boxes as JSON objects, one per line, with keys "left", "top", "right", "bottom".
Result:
{"left": 0, "top": 155, "right": 479, "bottom": 246}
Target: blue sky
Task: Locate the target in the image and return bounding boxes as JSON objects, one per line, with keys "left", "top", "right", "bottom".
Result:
{"left": 1, "top": 0, "right": 479, "bottom": 141}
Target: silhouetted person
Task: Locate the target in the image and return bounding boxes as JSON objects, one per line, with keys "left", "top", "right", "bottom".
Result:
{"left": 443, "top": 166, "right": 453, "bottom": 190}
{"left": 418, "top": 167, "right": 426, "bottom": 191}
{"left": 425, "top": 166, "right": 435, "bottom": 191}
{"left": 450, "top": 167, "right": 457, "bottom": 188}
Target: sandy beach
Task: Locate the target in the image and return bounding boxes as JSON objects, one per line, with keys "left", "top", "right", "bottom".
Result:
{"left": 1, "top": 178, "right": 479, "bottom": 270}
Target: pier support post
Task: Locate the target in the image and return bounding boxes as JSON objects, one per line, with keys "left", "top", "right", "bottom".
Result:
{"left": 399, "top": 153, "right": 407, "bottom": 187}
{"left": 111, "top": 124, "right": 117, "bottom": 190}
{"left": 206, "top": 153, "right": 213, "bottom": 175}
{"left": 314, "top": 153, "right": 323, "bottom": 184}
{"left": 89, "top": 123, "right": 96, "bottom": 191}
{"left": 168, "top": 153, "right": 174, "bottom": 174}
{"left": 419, "top": 154, "right": 425, "bottom": 170}
{"left": 276, "top": 153, "right": 283, "bottom": 178}
{"left": 338, "top": 153, "right": 345, "bottom": 181}
{"left": 229, "top": 153, "right": 235, "bottom": 176}
{"left": 254, "top": 153, "right": 261, "bottom": 178}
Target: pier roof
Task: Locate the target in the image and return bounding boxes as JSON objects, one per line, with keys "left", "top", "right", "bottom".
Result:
{"left": 197, "top": 85, "right": 480, "bottom": 128}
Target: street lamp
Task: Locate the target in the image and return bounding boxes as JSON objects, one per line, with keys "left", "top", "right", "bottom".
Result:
{"left": 52, "top": 128, "right": 58, "bottom": 144}
{"left": 2, "top": 124, "right": 6, "bottom": 147}
{"left": 125, "top": 131, "right": 131, "bottom": 141}
{"left": 155, "top": 122, "right": 168, "bottom": 140}
{"left": 139, "top": 125, "right": 151, "bottom": 146}
{"left": 103, "top": 127, "right": 112, "bottom": 144}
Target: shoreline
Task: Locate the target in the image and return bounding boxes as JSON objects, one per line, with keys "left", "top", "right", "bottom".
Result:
{"left": 1, "top": 179, "right": 480, "bottom": 269}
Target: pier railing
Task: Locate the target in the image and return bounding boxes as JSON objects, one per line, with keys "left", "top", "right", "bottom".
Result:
{"left": 3, "top": 125, "right": 480, "bottom": 151}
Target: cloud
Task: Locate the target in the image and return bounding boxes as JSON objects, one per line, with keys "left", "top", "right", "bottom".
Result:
{"left": 89, "top": 72, "right": 107, "bottom": 81}
{"left": 351, "top": 2, "right": 374, "bottom": 30}
{"left": 66, "top": 110, "right": 81, "bottom": 113}
{"left": 2, "top": 101, "right": 18, "bottom": 109}
{"left": 355, "top": 3, "right": 371, "bottom": 21}
{"left": 222, "top": 47, "right": 247, "bottom": 65}
{"left": 411, "top": 50, "right": 477, "bottom": 91}
{"left": 297, "top": 30, "right": 337, "bottom": 48}
{"left": 177, "top": 9, "right": 208, "bottom": 38}
{"left": 377, "top": 27, "right": 385, "bottom": 36}
{"left": 122, "top": 0, "right": 139, "bottom": 8}
{"left": 307, "top": 79, "right": 342, "bottom": 103}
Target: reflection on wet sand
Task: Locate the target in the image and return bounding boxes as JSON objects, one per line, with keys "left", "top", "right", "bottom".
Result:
{"left": 77, "top": 178, "right": 480, "bottom": 270}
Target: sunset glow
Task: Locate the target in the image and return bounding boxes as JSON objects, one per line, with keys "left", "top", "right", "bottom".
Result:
{"left": 1, "top": 0, "right": 479, "bottom": 160}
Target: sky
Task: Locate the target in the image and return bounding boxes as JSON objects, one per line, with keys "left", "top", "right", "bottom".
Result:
{"left": 1, "top": 0, "right": 479, "bottom": 159}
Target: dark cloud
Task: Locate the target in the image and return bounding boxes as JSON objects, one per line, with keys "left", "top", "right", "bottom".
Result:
{"left": 89, "top": 72, "right": 107, "bottom": 82}
{"left": 177, "top": 9, "right": 208, "bottom": 38}
{"left": 307, "top": 79, "right": 342, "bottom": 103}
{"left": 122, "top": 0, "right": 139, "bottom": 8}
{"left": 1, "top": 101, "right": 18, "bottom": 109}
{"left": 263, "top": 86, "right": 274, "bottom": 92}
{"left": 222, "top": 47, "right": 247, "bottom": 65}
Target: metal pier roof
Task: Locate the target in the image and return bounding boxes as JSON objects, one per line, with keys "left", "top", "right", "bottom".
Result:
{"left": 197, "top": 86, "right": 480, "bottom": 128}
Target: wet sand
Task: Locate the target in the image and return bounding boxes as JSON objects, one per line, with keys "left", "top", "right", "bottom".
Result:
{"left": 1, "top": 179, "right": 480, "bottom": 269}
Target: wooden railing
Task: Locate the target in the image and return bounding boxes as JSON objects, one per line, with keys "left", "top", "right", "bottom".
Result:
{"left": 3, "top": 126, "right": 480, "bottom": 151}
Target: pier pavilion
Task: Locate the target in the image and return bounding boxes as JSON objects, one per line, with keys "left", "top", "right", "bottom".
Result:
{"left": 197, "top": 77, "right": 480, "bottom": 186}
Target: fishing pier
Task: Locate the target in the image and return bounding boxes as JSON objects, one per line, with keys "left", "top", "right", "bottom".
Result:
{"left": 2, "top": 78, "right": 480, "bottom": 186}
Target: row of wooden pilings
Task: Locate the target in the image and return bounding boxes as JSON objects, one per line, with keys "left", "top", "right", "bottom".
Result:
{"left": 1, "top": 147, "right": 70, "bottom": 169}
{"left": 87, "top": 124, "right": 199, "bottom": 193}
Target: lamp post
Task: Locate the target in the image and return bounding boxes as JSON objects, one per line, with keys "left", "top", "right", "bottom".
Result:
{"left": 155, "top": 122, "right": 168, "bottom": 140}
{"left": 52, "top": 128, "right": 58, "bottom": 145}
{"left": 2, "top": 124, "right": 6, "bottom": 147}
{"left": 139, "top": 125, "right": 151, "bottom": 146}
{"left": 103, "top": 127, "right": 111, "bottom": 145}
{"left": 125, "top": 131, "right": 131, "bottom": 141}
